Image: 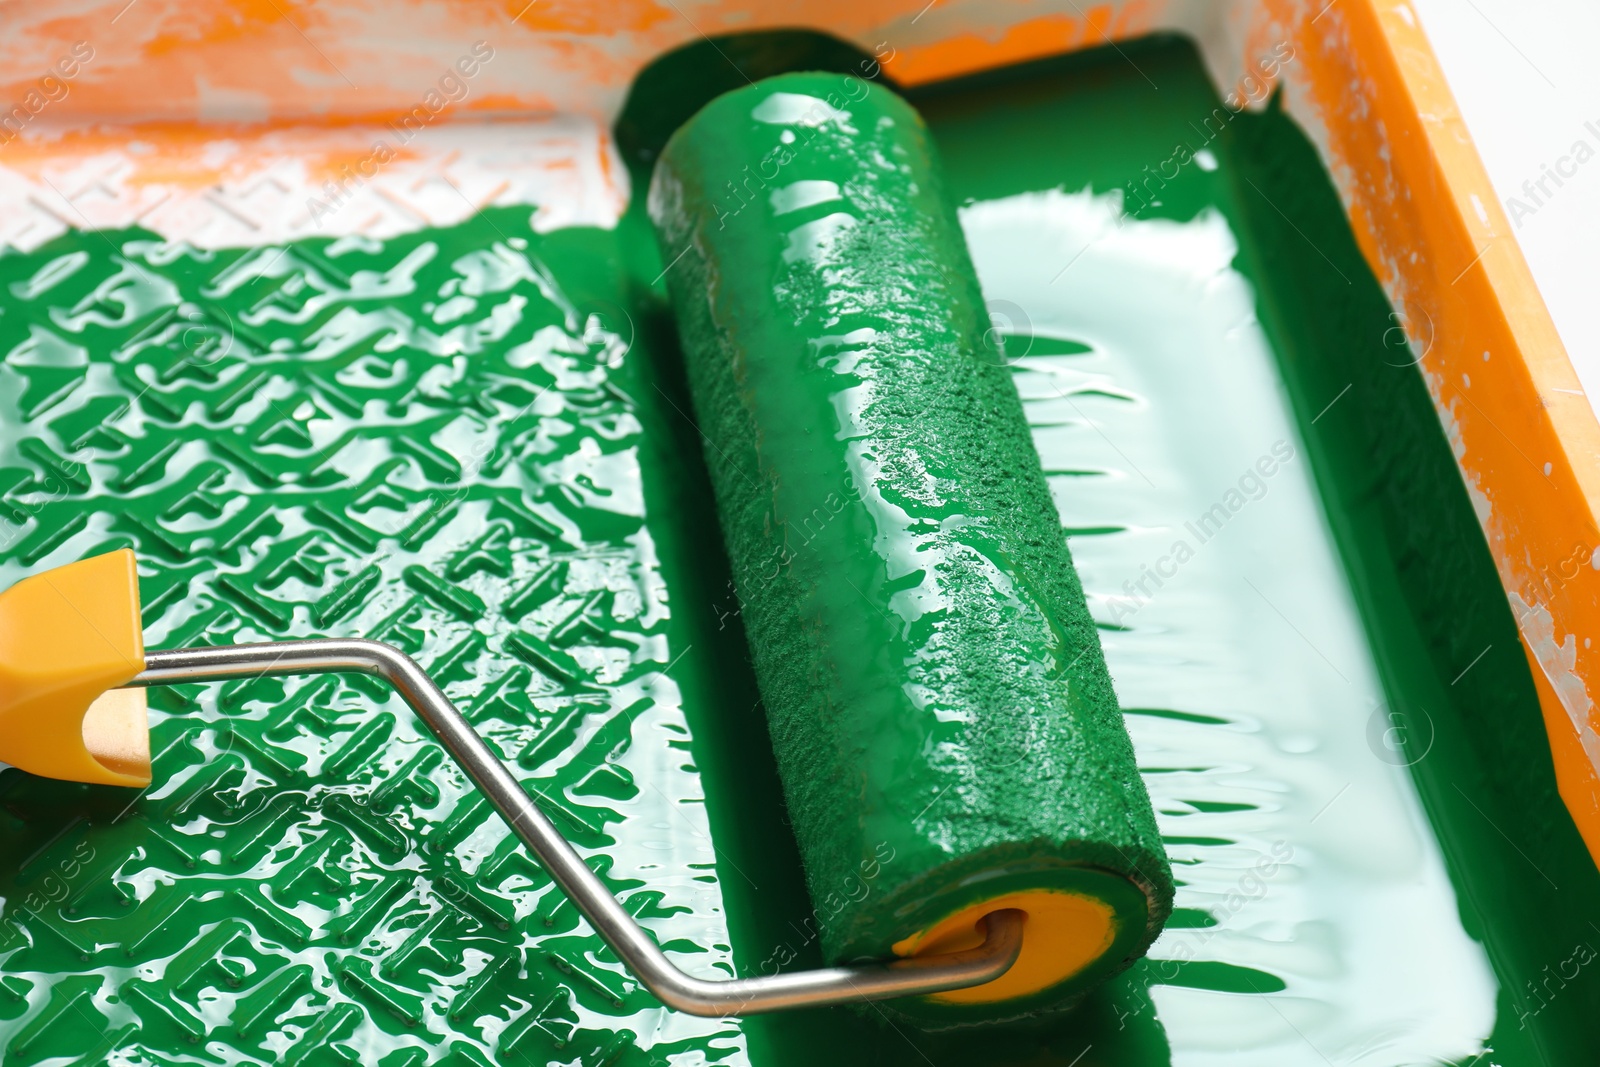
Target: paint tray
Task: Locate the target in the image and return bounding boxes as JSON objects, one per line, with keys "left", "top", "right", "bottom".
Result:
{"left": 0, "top": 2, "right": 1596, "bottom": 1064}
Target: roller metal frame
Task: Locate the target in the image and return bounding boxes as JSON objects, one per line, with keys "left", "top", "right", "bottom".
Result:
{"left": 130, "top": 638, "right": 1024, "bottom": 1017}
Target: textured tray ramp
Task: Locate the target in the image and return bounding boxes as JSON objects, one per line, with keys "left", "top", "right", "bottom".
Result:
{"left": 0, "top": 210, "right": 749, "bottom": 1065}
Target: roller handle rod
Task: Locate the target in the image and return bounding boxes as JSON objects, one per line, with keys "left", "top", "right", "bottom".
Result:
{"left": 133, "top": 639, "right": 1022, "bottom": 1016}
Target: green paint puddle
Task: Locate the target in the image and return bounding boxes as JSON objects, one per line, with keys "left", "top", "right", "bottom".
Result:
{"left": 0, "top": 218, "right": 753, "bottom": 1064}
{"left": 0, "top": 30, "right": 1595, "bottom": 1067}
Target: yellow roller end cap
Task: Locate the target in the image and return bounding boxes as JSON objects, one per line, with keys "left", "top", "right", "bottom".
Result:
{"left": 0, "top": 549, "right": 149, "bottom": 787}
{"left": 893, "top": 889, "right": 1121, "bottom": 1006}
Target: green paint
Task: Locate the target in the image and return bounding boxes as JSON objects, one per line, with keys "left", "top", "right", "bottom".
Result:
{"left": 0, "top": 212, "right": 759, "bottom": 1064}
{"left": 1226, "top": 97, "right": 1600, "bottom": 1064}
{"left": 0, "top": 26, "right": 1594, "bottom": 1067}
{"left": 647, "top": 72, "right": 1172, "bottom": 1027}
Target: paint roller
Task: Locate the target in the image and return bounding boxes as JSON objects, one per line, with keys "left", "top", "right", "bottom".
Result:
{"left": 647, "top": 72, "right": 1173, "bottom": 1026}
{"left": 0, "top": 71, "right": 1170, "bottom": 1030}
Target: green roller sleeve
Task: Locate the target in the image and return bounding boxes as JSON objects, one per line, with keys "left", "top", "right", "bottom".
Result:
{"left": 649, "top": 72, "right": 1173, "bottom": 1026}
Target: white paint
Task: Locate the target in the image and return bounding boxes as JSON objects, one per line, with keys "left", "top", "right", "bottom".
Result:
{"left": 750, "top": 92, "right": 854, "bottom": 131}
{"left": 0, "top": 116, "right": 627, "bottom": 251}
{"left": 1510, "top": 592, "right": 1600, "bottom": 771}
{"left": 961, "top": 187, "right": 1496, "bottom": 1067}
{"left": 769, "top": 179, "right": 842, "bottom": 215}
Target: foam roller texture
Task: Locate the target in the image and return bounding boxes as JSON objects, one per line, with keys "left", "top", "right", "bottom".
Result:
{"left": 649, "top": 72, "right": 1172, "bottom": 1026}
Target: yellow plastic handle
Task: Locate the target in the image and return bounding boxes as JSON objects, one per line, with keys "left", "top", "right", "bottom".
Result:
{"left": 0, "top": 549, "right": 150, "bottom": 787}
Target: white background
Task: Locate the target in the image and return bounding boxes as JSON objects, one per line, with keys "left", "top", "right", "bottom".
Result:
{"left": 1413, "top": 0, "right": 1600, "bottom": 407}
